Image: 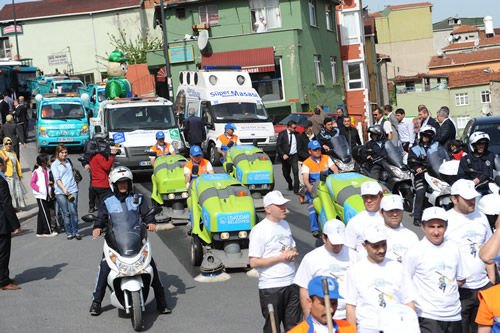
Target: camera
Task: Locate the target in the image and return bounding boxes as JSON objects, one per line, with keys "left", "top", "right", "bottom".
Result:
{"left": 84, "top": 133, "right": 121, "bottom": 157}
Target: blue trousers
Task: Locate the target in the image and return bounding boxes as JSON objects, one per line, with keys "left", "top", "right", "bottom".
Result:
{"left": 305, "top": 190, "right": 319, "bottom": 232}
{"left": 56, "top": 193, "right": 79, "bottom": 236}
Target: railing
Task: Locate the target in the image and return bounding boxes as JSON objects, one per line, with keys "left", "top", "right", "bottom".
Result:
{"left": 396, "top": 83, "right": 448, "bottom": 94}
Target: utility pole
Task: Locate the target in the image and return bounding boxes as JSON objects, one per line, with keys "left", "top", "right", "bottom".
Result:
{"left": 11, "top": 0, "right": 20, "bottom": 59}
{"left": 159, "top": 0, "right": 173, "bottom": 101}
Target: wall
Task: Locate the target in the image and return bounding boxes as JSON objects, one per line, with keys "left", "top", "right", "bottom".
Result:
{"left": 429, "top": 61, "right": 500, "bottom": 74}
{"left": 10, "top": 7, "right": 159, "bottom": 82}
{"left": 377, "top": 38, "right": 434, "bottom": 77}
{"left": 491, "top": 81, "right": 500, "bottom": 115}
{"left": 375, "top": 7, "right": 433, "bottom": 44}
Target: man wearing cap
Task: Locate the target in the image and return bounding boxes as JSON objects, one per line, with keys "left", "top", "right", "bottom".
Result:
{"left": 294, "top": 219, "right": 358, "bottom": 320}
{"left": 149, "top": 131, "right": 176, "bottom": 165}
{"left": 302, "top": 140, "right": 339, "bottom": 238}
{"left": 405, "top": 207, "right": 467, "bottom": 333}
{"left": 216, "top": 123, "right": 239, "bottom": 163}
{"left": 446, "top": 179, "right": 495, "bottom": 333}
{"left": 345, "top": 223, "right": 417, "bottom": 332}
{"left": 288, "top": 276, "right": 356, "bottom": 333}
{"left": 249, "top": 190, "right": 301, "bottom": 333}
{"left": 184, "top": 145, "right": 213, "bottom": 185}
{"left": 255, "top": 15, "right": 267, "bottom": 33}
{"left": 380, "top": 195, "right": 419, "bottom": 264}
{"left": 344, "top": 181, "right": 384, "bottom": 256}
{"left": 105, "top": 50, "right": 132, "bottom": 100}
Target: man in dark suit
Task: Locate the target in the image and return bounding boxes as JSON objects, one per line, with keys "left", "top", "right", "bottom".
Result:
{"left": 277, "top": 120, "right": 299, "bottom": 193}
{"left": 0, "top": 94, "right": 8, "bottom": 124}
{"left": 418, "top": 106, "right": 439, "bottom": 131}
{"left": 435, "top": 106, "right": 456, "bottom": 152}
{"left": 13, "top": 100, "right": 28, "bottom": 141}
{"left": 183, "top": 107, "right": 206, "bottom": 148}
{"left": 0, "top": 157, "right": 21, "bottom": 290}
{"left": 339, "top": 116, "right": 361, "bottom": 150}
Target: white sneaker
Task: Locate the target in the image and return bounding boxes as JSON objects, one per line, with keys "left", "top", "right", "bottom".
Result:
{"left": 36, "top": 234, "right": 44, "bottom": 238}
{"left": 47, "top": 232, "right": 58, "bottom": 237}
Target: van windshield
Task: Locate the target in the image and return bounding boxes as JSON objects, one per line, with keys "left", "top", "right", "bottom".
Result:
{"left": 108, "top": 105, "right": 176, "bottom": 132}
{"left": 41, "top": 102, "right": 86, "bottom": 120}
{"left": 54, "top": 82, "right": 84, "bottom": 94}
{"left": 212, "top": 102, "right": 270, "bottom": 123}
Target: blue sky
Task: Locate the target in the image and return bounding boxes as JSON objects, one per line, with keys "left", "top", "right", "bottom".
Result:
{"left": 365, "top": 0, "right": 500, "bottom": 26}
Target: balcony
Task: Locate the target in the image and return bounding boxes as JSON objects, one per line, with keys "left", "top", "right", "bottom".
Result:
{"left": 396, "top": 83, "right": 448, "bottom": 94}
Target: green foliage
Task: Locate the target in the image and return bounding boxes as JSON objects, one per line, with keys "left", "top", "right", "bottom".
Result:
{"left": 390, "top": 85, "right": 397, "bottom": 107}
{"left": 98, "top": 29, "right": 163, "bottom": 65}
{"left": 305, "top": 81, "right": 343, "bottom": 112}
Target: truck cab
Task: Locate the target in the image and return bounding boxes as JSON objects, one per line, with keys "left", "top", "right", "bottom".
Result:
{"left": 90, "top": 96, "right": 185, "bottom": 171}
{"left": 34, "top": 93, "right": 90, "bottom": 152}
{"left": 175, "top": 66, "right": 277, "bottom": 165}
{"left": 79, "top": 83, "right": 106, "bottom": 118}
{"left": 28, "top": 76, "right": 84, "bottom": 108}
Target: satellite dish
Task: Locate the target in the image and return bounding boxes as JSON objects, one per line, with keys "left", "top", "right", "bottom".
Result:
{"left": 447, "top": 35, "right": 453, "bottom": 43}
{"left": 482, "top": 103, "right": 491, "bottom": 116}
{"left": 198, "top": 30, "right": 209, "bottom": 51}
{"left": 474, "top": 39, "right": 479, "bottom": 47}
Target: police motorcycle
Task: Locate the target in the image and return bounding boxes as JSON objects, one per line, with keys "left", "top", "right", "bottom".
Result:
{"left": 82, "top": 199, "right": 162, "bottom": 331}
{"left": 329, "top": 135, "right": 356, "bottom": 173}
{"left": 354, "top": 140, "right": 413, "bottom": 212}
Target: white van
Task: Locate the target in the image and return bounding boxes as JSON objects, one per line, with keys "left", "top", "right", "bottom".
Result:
{"left": 175, "top": 67, "right": 277, "bottom": 165}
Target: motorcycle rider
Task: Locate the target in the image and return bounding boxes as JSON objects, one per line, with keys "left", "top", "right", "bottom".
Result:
{"left": 360, "top": 124, "right": 388, "bottom": 181}
{"left": 89, "top": 166, "right": 171, "bottom": 316}
{"left": 317, "top": 117, "right": 339, "bottom": 154}
{"left": 408, "top": 125, "right": 439, "bottom": 226}
{"left": 457, "top": 132, "right": 496, "bottom": 195}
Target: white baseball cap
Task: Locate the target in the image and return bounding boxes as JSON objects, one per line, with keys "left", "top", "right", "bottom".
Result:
{"left": 363, "top": 223, "right": 387, "bottom": 243}
{"left": 323, "top": 219, "right": 346, "bottom": 245}
{"left": 380, "top": 195, "right": 404, "bottom": 211}
{"left": 422, "top": 206, "right": 448, "bottom": 223}
{"left": 361, "top": 181, "right": 383, "bottom": 196}
{"left": 379, "top": 304, "right": 420, "bottom": 333}
{"left": 451, "top": 179, "right": 480, "bottom": 200}
{"left": 263, "top": 190, "right": 290, "bottom": 207}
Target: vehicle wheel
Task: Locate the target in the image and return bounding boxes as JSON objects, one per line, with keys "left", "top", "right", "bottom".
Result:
{"left": 209, "top": 143, "right": 221, "bottom": 166}
{"left": 190, "top": 236, "right": 203, "bottom": 266}
{"left": 129, "top": 290, "right": 143, "bottom": 332}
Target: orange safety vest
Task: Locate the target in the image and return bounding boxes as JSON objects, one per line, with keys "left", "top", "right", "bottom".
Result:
{"left": 217, "top": 133, "right": 238, "bottom": 153}
{"left": 477, "top": 284, "right": 500, "bottom": 332}
{"left": 302, "top": 155, "right": 330, "bottom": 184}
{"left": 288, "top": 317, "right": 356, "bottom": 333}
{"left": 150, "top": 142, "right": 172, "bottom": 157}
{"left": 185, "top": 158, "right": 210, "bottom": 176}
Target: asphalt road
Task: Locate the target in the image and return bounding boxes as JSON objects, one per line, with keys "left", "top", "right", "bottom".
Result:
{"left": 0, "top": 122, "right": 424, "bottom": 332}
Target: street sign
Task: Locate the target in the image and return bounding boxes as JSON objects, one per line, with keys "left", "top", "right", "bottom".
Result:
{"left": 48, "top": 53, "right": 68, "bottom": 66}
{"left": 1, "top": 25, "right": 23, "bottom": 36}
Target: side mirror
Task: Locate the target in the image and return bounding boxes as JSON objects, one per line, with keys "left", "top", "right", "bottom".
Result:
{"left": 227, "top": 141, "right": 234, "bottom": 148}
{"left": 145, "top": 206, "right": 162, "bottom": 217}
{"left": 90, "top": 95, "right": 96, "bottom": 103}
{"left": 320, "top": 169, "right": 330, "bottom": 182}
{"left": 32, "top": 110, "right": 37, "bottom": 119}
{"left": 226, "top": 163, "right": 234, "bottom": 174}
{"left": 192, "top": 164, "right": 199, "bottom": 175}
{"left": 82, "top": 214, "right": 97, "bottom": 223}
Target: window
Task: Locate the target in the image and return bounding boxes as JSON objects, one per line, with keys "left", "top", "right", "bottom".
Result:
{"left": 76, "top": 73, "right": 94, "bottom": 86}
{"left": 199, "top": 5, "right": 218, "bottom": 24}
{"left": 457, "top": 116, "right": 470, "bottom": 129}
{"left": 455, "top": 93, "right": 469, "bottom": 106}
{"left": 314, "top": 55, "right": 323, "bottom": 85}
{"left": 251, "top": 57, "right": 284, "bottom": 102}
{"left": 481, "top": 90, "right": 491, "bottom": 103}
{"left": 309, "top": 0, "right": 317, "bottom": 26}
{"left": 176, "top": 8, "right": 186, "bottom": 19}
{"left": 330, "top": 57, "right": 337, "bottom": 83}
{"left": 325, "top": 5, "right": 333, "bottom": 30}
{"left": 341, "top": 11, "right": 360, "bottom": 45}
{"left": 249, "top": 0, "right": 281, "bottom": 30}
{"left": 344, "top": 62, "right": 364, "bottom": 90}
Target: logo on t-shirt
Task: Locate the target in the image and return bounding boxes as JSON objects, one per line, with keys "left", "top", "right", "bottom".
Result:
{"left": 436, "top": 271, "right": 451, "bottom": 293}
{"left": 467, "top": 238, "right": 481, "bottom": 258}
{"left": 375, "top": 288, "right": 392, "bottom": 308}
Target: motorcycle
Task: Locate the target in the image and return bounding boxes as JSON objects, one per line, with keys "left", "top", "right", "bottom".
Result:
{"left": 329, "top": 136, "right": 356, "bottom": 173}
{"left": 82, "top": 205, "right": 162, "bottom": 332}
{"left": 354, "top": 141, "right": 413, "bottom": 212}
{"left": 477, "top": 157, "right": 500, "bottom": 231}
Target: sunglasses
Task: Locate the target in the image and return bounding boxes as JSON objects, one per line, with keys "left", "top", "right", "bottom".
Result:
{"left": 5, "top": 142, "right": 12, "bottom": 146}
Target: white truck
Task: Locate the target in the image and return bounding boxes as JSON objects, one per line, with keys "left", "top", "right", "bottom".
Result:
{"left": 175, "top": 67, "right": 277, "bottom": 165}
{"left": 89, "top": 96, "right": 186, "bottom": 171}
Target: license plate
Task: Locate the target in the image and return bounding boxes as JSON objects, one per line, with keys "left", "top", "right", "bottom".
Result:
{"left": 57, "top": 138, "right": 74, "bottom": 142}
{"left": 139, "top": 160, "right": 151, "bottom": 166}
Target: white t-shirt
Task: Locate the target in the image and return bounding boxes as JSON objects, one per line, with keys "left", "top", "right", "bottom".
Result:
{"left": 405, "top": 238, "right": 467, "bottom": 321}
{"left": 345, "top": 210, "right": 384, "bottom": 254}
{"left": 294, "top": 245, "right": 358, "bottom": 319}
{"left": 375, "top": 118, "right": 392, "bottom": 135}
{"left": 385, "top": 225, "right": 419, "bottom": 264}
{"left": 255, "top": 20, "right": 267, "bottom": 33}
{"left": 344, "top": 257, "right": 417, "bottom": 332}
{"left": 446, "top": 208, "right": 493, "bottom": 289}
{"left": 248, "top": 218, "right": 296, "bottom": 289}
{"left": 183, "top": 161, "right": 213, "bottom": 175}
{"left": 301, "top": 156, "right": 335, "bottom": 174}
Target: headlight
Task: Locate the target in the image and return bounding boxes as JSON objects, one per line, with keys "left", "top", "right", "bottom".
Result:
{"left": 220, "top": 232, "right": 230, "bottom": 240}
{"left": 181, "top": 192, "right": 188, "bottom": 198}
{"left": 39, "top": 126, "right": 48, "bottom": 137}
{"left": 117, "top": 145, "right": 126, "bottom": 157}
{"left": 80, "top": 125, "right": 89, "bottom": 136}
{"left": 108, "top": 244, "right": 150, "bottom": 276}
{"left": 261, "top": 184, "right": 268, "bottom": 189}
{"left": 391, "top": 166, "right": 409, "bottom": 179}
{"left": 238, "top": 231, "right": 248, "bottom": 239}
{"left": 249, "top": 184, "right": 256, "bottom": 190}
{"left": 269, "top": 135, "right": 277, "bottom": 143}
{"left": 432, "top": 178, "right": 451, "bottom": 194}
{"left": 168, "top": 193, "right": 176, "bottom": 200}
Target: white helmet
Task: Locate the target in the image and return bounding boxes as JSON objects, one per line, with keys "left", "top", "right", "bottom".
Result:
{"left": 109, "top": 166, "right": 133, "bottom": 193}
{"left": 418, "top": 125, "right": 436, "bottom": 142}
{"left": 469, "top": 131, "right": 490, "bottom": 153}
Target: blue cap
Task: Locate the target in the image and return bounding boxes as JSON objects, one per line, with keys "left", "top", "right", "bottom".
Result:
{"left": 225, "top": 123, "right": 236, "bottom": 131}
{"left": 308, "top": 276, "right": 343, "bottom": 299}
{"left": 308, "top": 140, "right": 321, "bottom": 150}
{"left": 156, "top": 131, "right": 165, "bottom": 139}
{"left": 190, "top": 145, "right": 202, "bottom": 156}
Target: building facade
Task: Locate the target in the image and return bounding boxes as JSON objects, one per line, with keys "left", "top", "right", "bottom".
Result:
{"left": 146, "top": 0, "right": 344, "bottom": 117}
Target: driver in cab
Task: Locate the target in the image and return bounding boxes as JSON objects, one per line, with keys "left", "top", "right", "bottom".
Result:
{"left": 89, "top": 166, "right": 171, "bottom": 316}
{"left": 184, "top": 145, "right": 214, "bottom": 186}
{"left": 149, "top": 131, "right": 175, "bottom": 165}
{"left": 216, "top": 123, "right": 240, "bottom": 163}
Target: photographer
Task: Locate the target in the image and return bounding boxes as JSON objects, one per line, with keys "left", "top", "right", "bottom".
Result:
{"left": 81, "top": 134, "right": 118, "bottom": 212}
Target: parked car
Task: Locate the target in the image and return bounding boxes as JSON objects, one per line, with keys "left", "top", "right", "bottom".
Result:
{"left": 461, "top": 116, "right": 500, "bottom": 155}
{"left": 274, "top": 112, "right": 336, "bottom": 134}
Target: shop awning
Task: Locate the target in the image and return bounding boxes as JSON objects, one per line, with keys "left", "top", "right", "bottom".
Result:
{"left": 201, "top": 47, "right": 275, "bottom": 73}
